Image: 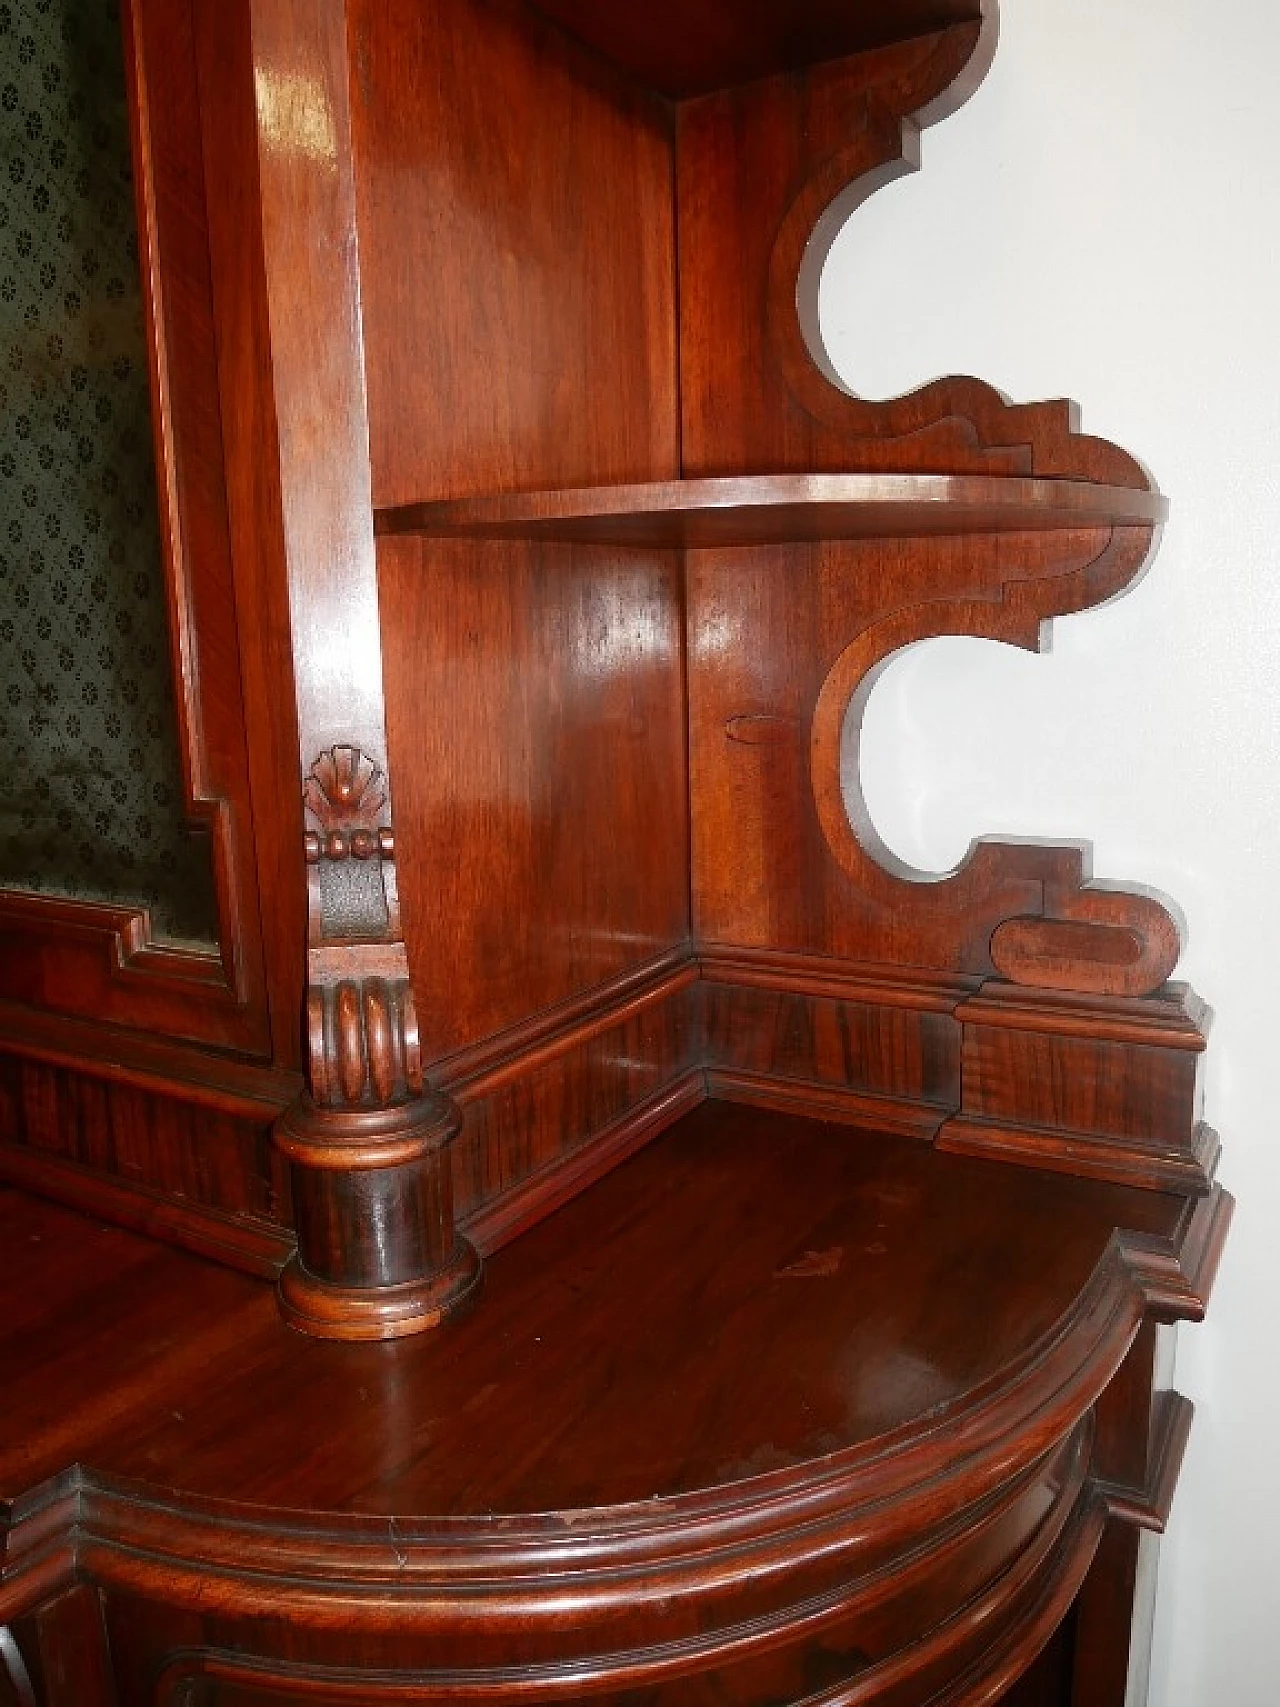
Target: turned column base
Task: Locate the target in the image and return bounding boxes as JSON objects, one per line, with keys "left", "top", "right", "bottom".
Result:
{"left": 278, "top": 1239, "right": 481, "bottom": 1340}
{"left": 274, "top": 1090, "right": 480, "bottom": 1341}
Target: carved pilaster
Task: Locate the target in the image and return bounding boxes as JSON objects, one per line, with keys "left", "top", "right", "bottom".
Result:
{"left": 271, "top": 746, "right": 480, "bottom": 1341}
{"left": 250, "top": 0, "right": 482, "bottom": 1338}
{"left": 277, "top": 740, "right": 479, "bottom": 1323}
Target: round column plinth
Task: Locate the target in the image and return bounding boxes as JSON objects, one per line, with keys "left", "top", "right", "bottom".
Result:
{"left": 274, "top": 1091, "right": 480, "bottom": 1340}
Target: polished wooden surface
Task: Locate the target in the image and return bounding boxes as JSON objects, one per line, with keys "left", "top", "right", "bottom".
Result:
{"left": 351, "top": 0, "right": 678, "bottom": 509}
{"left": 382, "top": 541, "right": 688, "bottom": 1052}
{"left": 248, "top": 0, "right": 480, "bottom": 1336}
{"left": 2, "top": 0, "right": 1197, "bottom": 1259}
{"left": 686, "top": 528, "right": 1175, "bottom": 988}
{"left": 527, "top": 0, "right": 985, "bottom": 98}
{"left": 377, "top": 473, "right": 1167, "bottom": 547}
{"left": 0, "top": 1100, "right": 1191, "bottom": 1512}
{"left": 195, "top": 0, "right": 308, "bottom": 1065}
{"left": 0, "top": 1101, "right": 1230, "bottom": 1707}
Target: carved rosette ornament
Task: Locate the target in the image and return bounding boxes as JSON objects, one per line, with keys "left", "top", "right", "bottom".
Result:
{"left": 273, "top": 744, "right": 480, "bottom": 1341}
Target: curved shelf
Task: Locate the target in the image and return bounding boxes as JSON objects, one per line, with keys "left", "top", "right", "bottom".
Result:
{"left": 0, "top": 1102, "right": 1226, "bottom": 1700}
{"left": 528, "top": 1, "right": 985, "bottom": 100}
{"left": 374, "top": 474, "right": 1168, "bottom": 550}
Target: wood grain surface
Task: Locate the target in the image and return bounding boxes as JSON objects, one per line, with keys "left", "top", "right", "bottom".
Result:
{"left": 377, "top": 474, "right": 1167, "bottom": 547}
{"left": 0, "top": 1102, "right": 1212, "bottom": 1513}
{"left": 528, "top": 0, "right": 985, "bottom": 97}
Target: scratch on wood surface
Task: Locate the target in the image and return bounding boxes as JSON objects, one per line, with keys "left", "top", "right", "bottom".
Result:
{"left": 774, "top": 1247, "right": 843, "bottom": 1279}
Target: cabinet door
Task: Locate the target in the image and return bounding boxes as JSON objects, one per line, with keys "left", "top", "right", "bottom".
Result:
{"left": 0, "top": 0, "right": 300, "bottom": 1056}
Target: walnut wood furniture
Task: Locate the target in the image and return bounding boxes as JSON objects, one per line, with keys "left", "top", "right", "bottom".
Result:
{"left": 0, "top": 1, "right": 1229, "bottom": 1703}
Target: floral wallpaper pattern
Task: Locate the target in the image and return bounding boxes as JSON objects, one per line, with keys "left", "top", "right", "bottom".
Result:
{"left": 0, "top": 0, "right": 215, "bottom": 944}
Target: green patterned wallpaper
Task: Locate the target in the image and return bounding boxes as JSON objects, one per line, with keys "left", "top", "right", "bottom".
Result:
{"left": 0, "top": 0, "right": 216, "bottom": 945}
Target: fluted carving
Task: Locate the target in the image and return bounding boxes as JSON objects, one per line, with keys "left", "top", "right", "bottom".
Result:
{"left": 306, "top": 973, "right": 422, "bottom": 1108}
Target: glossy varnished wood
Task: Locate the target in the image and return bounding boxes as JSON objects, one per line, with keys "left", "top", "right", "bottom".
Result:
{"left": 247, "top": 0, "right": 481, "bottom": 1337}
{"left": 0, "top": 1102, "right": 1229, "bottom": 1706}
{"left": 0, "top": 0, "right": 1230, "bottom": 1698}
{"left": 377, "top": 473, "right": 1167, "bottom": 547}
{"left": 0, "top": 1103, "right": 1207, "bottom": 1512}
{"left": 687, "top": 530, "right": 1153, "bottom": 967}
{"left": 527, "top": 0, "right": 985, "bottom": 98}
{"left": 381, "top": 539, "right": 690, "bottom": 1058}
{"left": 350, "top": 0, "right": 678, "bottom": 508}
{"left": 380, "top": 532, "right": 693, "bottom": 1234}
{"left": 194, "top": 0, "right": 309, "bottom": 1066}
{"left": 330, "top": 0, "right": 690, "bottom": 1319}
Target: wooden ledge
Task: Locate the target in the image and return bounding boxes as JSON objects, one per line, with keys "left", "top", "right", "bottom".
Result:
{"left": 0, "top": 1102, "right": 1230, "bottom": 1696}
{"left": 2, "top": 1103, "right": 1224, "bottom": 1523}
{"left": 527, "top": 1, "right": 986, "bottom": 99}
{"left": 375, "top": 473, "right": 1167, "bottom": 550}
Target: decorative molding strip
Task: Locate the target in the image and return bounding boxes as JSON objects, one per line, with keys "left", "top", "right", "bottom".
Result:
{"left": 0, "top": 1147, "right": 294, "bottom": 1280}
{"left": 706, "top": 1068, "right": 944, "bottom": 1144}
{"left": 439, "top": 949, "right": 699, "bottom": 1097}
{"left": 939, "top": 1115, "right": 1219, "bottom": 1196}
{"left": 463, "top": 1068, "right": 706, "bottom": 1256}
{"left": 698, "top": 944, "right": 977, "bottom": 1011}
{"left": 0, "top": 998, "right": 298, "bottom": 1119}
{"left": 0, "top": 1475, "right": 78, "bottom": 1626}
{"left": 0, "top": 1185, "right": 1228, "bottom": 1665}
{"left": 0, "top": 890, "right": 268, "bottom": 1053}
{"left": 142, "top": 1476, "right": 1098, "bottom": 1707}
{"left": 22, "top": 1439, "right": 1104, "bottom": 1707}
{"left": 952, "top": 980, "right": 1208, "bottom": 1051}
{"left": 1095, "top": 1390, "right": 1194, "bottom": 1534}
{"left": 1118, "top": 1188, "right": 1233, "bottom": 1323}
{"left": 0, "top": 949, "right": 1217, "bottom": 1295}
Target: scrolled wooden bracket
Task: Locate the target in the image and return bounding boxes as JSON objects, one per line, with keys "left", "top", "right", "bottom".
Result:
{"left": 681, "top": 9, "right": 1179, "bottom": 1000}
{"left": 991, "top": 885, "right": 1181, "bottom": 1000}
{"left": 772, "top": 20, "right": 1177, "bottom": 997}
{"left": 807, "top": 526, "right": 1180, "bottom": 996}
{"left": 763, "top": 11, "right": 1149, "bottom": 488}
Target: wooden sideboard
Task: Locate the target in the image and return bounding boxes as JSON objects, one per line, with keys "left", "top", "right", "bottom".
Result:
{"left": 0, "top": 2, "right": 1230, "bottom": 1703}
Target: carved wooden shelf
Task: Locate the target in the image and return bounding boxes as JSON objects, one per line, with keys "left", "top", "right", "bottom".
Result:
{"left": 529, "top": 0, "right": 985, "bottom": 97}
{"left": 375, "top": 473, "right": 1168, "bottom": 550}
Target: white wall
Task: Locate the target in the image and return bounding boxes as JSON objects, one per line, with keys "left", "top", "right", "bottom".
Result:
{"left": 819, "top": 2, "right": 1280, "bottom": 1701}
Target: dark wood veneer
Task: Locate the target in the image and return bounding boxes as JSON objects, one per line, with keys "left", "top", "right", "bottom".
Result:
{"left": 0, "top": 0, "right": 1230, "bottom": 1701}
